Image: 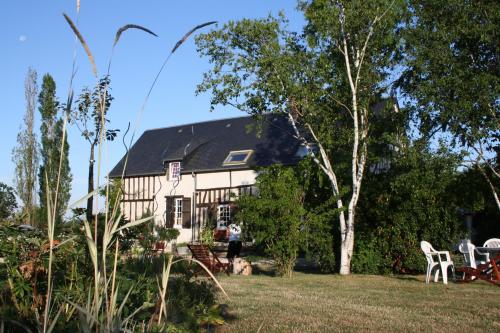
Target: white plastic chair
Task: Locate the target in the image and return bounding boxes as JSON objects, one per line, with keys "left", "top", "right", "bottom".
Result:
{"left": 420, "top": 241, "right": 455, "bottom": 284}
{"left": 482, "top": 238, "right": 500, "bottom": 262}
{"left": 458, "top": 239, "right": 488, "bottom": 267}
{"left": 483, "top": 238, "right": 500, "bottom": 248}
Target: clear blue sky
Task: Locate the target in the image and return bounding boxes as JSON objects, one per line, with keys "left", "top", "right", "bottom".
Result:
{"left": 0, "top": 1, "right": 304, "bottom": 205}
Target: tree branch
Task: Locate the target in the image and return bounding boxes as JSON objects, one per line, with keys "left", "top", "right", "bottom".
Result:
{"left": 477, "top": 161, "right": 500, "bottom": 211}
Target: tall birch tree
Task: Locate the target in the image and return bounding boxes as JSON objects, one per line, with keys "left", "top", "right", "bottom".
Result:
{"left": 12, "top": 67, "right": 39, "bottom": 225}
{"left": 196, "top": 0, "right": 404, "bottom": 274}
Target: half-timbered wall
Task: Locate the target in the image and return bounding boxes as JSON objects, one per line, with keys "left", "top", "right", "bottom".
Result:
{"left": 120, "top": 169, "right": 258, "bottom": 243}
{"left": 121, "top": 175, "right": 159, "bottom": 221}
{"left": 193, "top": 184, "right": 255, "bottom": 238}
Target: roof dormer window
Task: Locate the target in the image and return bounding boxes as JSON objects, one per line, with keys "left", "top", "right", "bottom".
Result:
{"left": 169, "top": 161, "right": 181, "bottom": 181}
{"left": 223, "top": 150, "right": 253, "bottom": 166}
{"left": 295, "top": 143, "right": 318, "bottom": 158}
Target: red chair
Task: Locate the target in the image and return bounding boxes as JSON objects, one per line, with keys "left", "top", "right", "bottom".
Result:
{"left": 187, "top": 243, "right": 230, "bottom": 275}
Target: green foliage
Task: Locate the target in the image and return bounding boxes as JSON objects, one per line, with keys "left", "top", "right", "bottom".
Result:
{"left": 0, "top": 183, "right": 17, "bottom": 219}
{"left": 199, "top": 227, "right": 215, "bottom": 247}
{"left": 38, "top": 73, "right": 72, "bottom": 225}
{"left": 237, "top": 165, "right": 305, "bottom": 277}
{"left": 115, "top": 256, "right": 219, "bottom": 331}
{"left": 157, "top": 227, "right": 180, "bottom": 243}
{"left": 0, "top": 223, "right": 221, "bottom": 331}
{"left": 302, "top": 198, "right": 337, "bottom": 272}
{"left": 72, "top": 76, "right": 116, "bottom": 144}
{"left": 72, "top": 76, "right": 118, "bottom": 221}
{"left": 0, "top": 222, "right": 87, "bottom": 327}
{"left": 298, "top": 158, "right": 339, "bottom": 272}
{"left": 353, "top": 143, "right": 465, "bottom": 274}
{"left": 401, "top": 0, "right": 499, "bottom": 149}
{"left": 196, "top": 0, "right": 407, "bottom": 273}
{"left": 452, "top": 166, "right": 500, "bottom": 245}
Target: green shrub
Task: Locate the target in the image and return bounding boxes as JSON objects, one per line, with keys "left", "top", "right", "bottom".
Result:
{"left": 302, "top": 197, "right": 337, "bottom": 273}
{"left": 158, "top": 227, "right": 180, "bottom": 243}
{"left": 236, "top": 165, "right": 305, "bottom": 277}
{"left": 200, "top": 227, "right": 215, "bottom": 247}
{"left": 0, "top": 183, "right": 17, "bottom": 220}
{"left": 351, "top": 235, "right": 388, "bottom": 275}
{"left": 354, "top": 144, "right": 465, "bottom": 274}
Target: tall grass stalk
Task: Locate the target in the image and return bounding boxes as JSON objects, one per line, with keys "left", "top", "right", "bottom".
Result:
{"left": 42, "top": 97, "right": 70, "bottom": 333}
{"left": 36, "top": 8, "right": 224, "bottom": 331}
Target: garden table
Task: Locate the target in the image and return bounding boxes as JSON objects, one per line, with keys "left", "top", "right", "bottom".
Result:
{"left": 458, "top": 247, "right": 500, "bottom": 286}
{"left": 477, "top": 247, "right": 500, "bottom": 281}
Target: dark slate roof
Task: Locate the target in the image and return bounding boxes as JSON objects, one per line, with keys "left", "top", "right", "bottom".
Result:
{"left": 109, "top": 114, "right": 303, "bottom": 178}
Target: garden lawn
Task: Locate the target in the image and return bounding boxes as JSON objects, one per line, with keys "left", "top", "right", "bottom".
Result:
{"left": 217, "top": 272, "right": 500, "bottom": 332}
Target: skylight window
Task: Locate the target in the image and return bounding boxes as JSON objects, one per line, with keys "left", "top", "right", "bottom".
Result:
{"left": 223, "top": 150, "right": 253, "bottom": 166}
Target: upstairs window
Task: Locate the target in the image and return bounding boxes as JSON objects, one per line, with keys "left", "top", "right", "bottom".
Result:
{"left": 223, "top": 150, "right": 253, "bottom": 166}
{"left": 169, "top": 161, "right": 181, "bottom": 181}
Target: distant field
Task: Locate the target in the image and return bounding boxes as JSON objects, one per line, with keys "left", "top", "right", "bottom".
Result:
{"left": 216, "top": 271, "right": 500, "bottom": 332}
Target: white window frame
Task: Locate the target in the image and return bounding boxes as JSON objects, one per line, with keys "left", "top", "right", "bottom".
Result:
{"left": 169, "top": 161, "right": 181, "bottom": 181}
{"left": 174, "top": 197, "right": 183, "bottom": 226}
{"left": 222, "top": 149, "right": 253, "bottom": 166}
{"left": 217, "top": 204, "right": 231, "bottom": 228}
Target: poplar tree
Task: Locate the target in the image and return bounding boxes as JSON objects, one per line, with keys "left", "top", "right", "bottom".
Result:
{"left": 12, "top": 67, "right": 39, "bottom": 225}
{"left": 38, "top": 74, "right": 72, "bottom": 224}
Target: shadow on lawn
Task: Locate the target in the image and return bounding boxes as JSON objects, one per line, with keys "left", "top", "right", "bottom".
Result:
{"left": 249, "top": 261, "right": 276, "bottom": 277}
{"left": 390, "top": 275, "right": 423, "bottom": 283}
{"left": 247, "top": 257, "right": 332, "bottom": 276}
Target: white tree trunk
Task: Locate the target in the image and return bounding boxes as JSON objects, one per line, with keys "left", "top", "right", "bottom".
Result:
{"left": 339, "top": 213, "right": 355, "bottom": 275}
{"left": 283, "top": 3, "right": 383, "bottom": 275}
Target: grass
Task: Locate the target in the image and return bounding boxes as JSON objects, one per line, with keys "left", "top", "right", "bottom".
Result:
{"left": 217, "top": 270, "right": 500, "bottom": 332}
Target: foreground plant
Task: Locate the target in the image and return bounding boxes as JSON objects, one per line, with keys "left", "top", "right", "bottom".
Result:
{"left": 57, "top": 10, "right": 224, "bottom": 332}
{"left": 1, "top": 5, "right": 224, "bottom": 331}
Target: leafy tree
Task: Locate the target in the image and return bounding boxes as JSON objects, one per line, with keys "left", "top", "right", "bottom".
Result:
{"left": 12, "top": 67, "right": 39, "bottom": 225}
{"left": 400, "top": 0, "right": 500, "bottom": 210}
{"left": 452, "top": 165, "right": 500, "bottom": 245}
{"left": 38, "top": 74, "right": 72, "bottom": 224}
{"left": 236, "top": 165, "right": 305, "bottom": 277}
{"left": 296, "top": 157, "right": 339, "bottom": 272}
{"left": 0, "top": 183, "right": 17, "bottom": 219}
{"left": 71, "top": 76, "right": 117, "bottom": 222}
{"left": 353, "top": 143, "right": 465, "bottom": 274}
{"left": 196, "top": 0, "right": 405, "bottom": 274}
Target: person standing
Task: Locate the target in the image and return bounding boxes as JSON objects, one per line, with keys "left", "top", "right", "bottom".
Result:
{"left": 226, "top": 223, "right": 242, "bottom": 263}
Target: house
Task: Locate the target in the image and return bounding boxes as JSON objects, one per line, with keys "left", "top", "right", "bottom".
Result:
{"left": 109, "top": 114, "right": 304, "bottom": 243}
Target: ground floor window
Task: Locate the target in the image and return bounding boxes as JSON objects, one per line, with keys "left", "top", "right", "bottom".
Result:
{"left": 174, "top": 198, "right": 183, "bottom": 226}
{"left": 166, "top": 196, "right": 191, "bottom": 229}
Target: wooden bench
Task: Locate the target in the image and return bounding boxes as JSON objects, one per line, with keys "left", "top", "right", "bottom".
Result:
{"left": 187, "top": 243, "right": 230, "bottom": 275}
